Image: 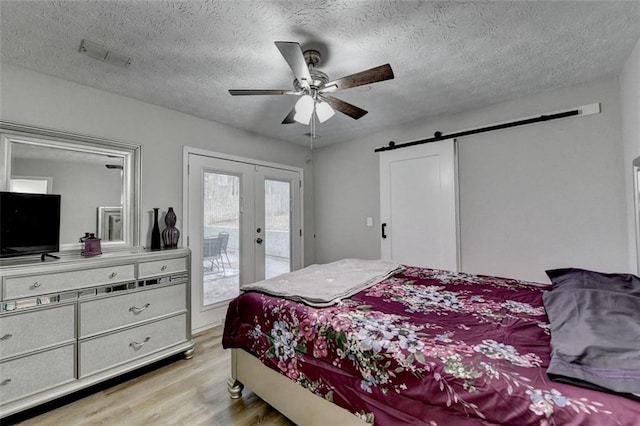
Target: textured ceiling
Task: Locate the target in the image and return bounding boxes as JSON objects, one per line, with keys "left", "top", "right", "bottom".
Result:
{"left": 1, "top": 1, "right": 639, "bottom": 148}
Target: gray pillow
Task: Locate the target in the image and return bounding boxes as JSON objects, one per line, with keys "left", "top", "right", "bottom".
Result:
{"left": 543, "top": 268, "right": 640, "bottom": 397}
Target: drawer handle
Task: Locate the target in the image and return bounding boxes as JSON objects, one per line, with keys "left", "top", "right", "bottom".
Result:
{"left": 0, "top": 333, "right": 12, "bottom": 341}
{"left": 160, "top": 265, "right": 167, "bottom": 271}
{"left": 129, "top": 337, "right": 151, "bottom": 350}
{"left": 32, "top": 281, "right": 42, "bottom": 288}
{"left": 0, "top": 379, "right": 11, "bottom": 386}
{"left": 129, "top": 303, "right": 150, "bottom": 314}
{"left": 109, "top": 272, "right": 118, "bottom": 279}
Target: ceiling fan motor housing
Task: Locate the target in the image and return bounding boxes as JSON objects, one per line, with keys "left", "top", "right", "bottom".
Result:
{"left": 292, "top": 50, "right": 328, "bottom": 95}
{"left": 293, "top": 70, "right": 329, "bottom": 93}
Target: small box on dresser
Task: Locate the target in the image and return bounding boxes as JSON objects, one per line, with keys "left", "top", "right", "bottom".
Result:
{"left": 0, "top": 248, "right": 195, "bottom": 419}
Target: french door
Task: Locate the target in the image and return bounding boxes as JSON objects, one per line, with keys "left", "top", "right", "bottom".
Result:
{"left": 186, "top": 151, "right": 302, "bottom": 331}
{"left": 379, "top": 139, "right": 459, "bottom": 271}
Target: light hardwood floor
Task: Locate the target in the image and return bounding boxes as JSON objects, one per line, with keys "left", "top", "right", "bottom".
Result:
{"left": 4, "top": 327, "right": 294, "bottom": 426}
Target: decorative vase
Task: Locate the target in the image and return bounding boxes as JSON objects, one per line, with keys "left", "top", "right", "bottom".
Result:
{"left": 162, "top": 207, "right": 180, "bottom": 249}
{"left": 151, "top": 208, "right": 161, "bottom": 250}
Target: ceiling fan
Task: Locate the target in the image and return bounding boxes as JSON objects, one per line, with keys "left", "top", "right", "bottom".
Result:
{"left": 228, "top": 41, "right": 394, "bottom": 126}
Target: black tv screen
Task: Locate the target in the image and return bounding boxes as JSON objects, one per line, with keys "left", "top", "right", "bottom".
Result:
{"left": 0, "top": 191, "right": 61, "bottom": 258}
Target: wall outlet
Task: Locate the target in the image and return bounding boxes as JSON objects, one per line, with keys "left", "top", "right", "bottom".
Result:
{"left": 366, "top": 217, "right": 373, "bottom": 227}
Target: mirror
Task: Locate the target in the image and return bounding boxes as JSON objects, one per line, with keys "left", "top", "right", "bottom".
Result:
{"left": 0, "top": 121, "right": 140, "bottom": 252}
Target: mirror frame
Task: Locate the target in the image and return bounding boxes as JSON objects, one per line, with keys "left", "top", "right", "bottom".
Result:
{"left": 0, "top": 120, "right": 141, "bottom": 252}
{"left": 634, "top": 156, "right": 640, "bottom": 274}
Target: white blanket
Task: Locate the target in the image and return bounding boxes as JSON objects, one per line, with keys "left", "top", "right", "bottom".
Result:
{"left": 241, "top": 258, "right": 403, "bottom": 307}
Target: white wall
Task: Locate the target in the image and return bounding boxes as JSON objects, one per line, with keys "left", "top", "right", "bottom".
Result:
{"left": 620, "top": 37, "right": 640, "bottom": 274}
{"left": 314, "top": 75, "right": 629, "bottom": 283}
{"left": 0, "top": 64, "right": 315, "bottom": 264}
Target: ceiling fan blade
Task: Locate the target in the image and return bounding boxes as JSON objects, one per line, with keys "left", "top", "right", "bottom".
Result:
{"left": 275, "top": 41, "right": 311, "bottom": 89}
{"left": 229, "top": 89, "right": 300, "bottom": 96}
{"left": 281, "top": 107, "right": 296, "bottom": 124}
{"left": 320, "top": 64, "right": 394, "bottom": 93}
{"left": 320, "top": 95, "right": 368, "bottom": 120}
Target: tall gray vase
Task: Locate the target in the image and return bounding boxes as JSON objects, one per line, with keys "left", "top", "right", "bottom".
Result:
{"left": 162, "top": 207, "right": 180, "bottom": 249}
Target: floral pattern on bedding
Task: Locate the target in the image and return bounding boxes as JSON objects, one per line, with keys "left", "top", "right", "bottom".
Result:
{"left": 223, "top": 267, "right": 640, "bottom": 426}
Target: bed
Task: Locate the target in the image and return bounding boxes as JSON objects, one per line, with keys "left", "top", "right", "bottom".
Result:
{"left": 222, "top": 260, "right": 640, "bottom": 425}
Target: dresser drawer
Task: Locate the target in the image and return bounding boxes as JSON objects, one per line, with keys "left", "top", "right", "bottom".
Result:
{"left": 79, "top": 313, "right": 187, "bottom": 377}
{"left": 0, "top": 304, "right": 75, "bottom": 359}
{"left": 138, "top": 257, "right": 187, "bottom": 279}
{"left": 0, "top": 344, "right": 75, "bottom": 405}
{"left": 79, "top": 284, "right": 186, "bottom": 337}
{"left": 3, "top": 264, "right": 135, "bottom": 299}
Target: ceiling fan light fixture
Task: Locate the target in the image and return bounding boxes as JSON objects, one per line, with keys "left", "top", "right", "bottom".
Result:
{"left": 294, "top": 94, "right": 314, "bottom": 125}
{"left": 315, "top": 101, "right": 335, "bottom": 123}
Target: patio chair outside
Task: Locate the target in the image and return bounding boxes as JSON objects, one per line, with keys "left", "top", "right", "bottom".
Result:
{"left": 218, "top": 232, "right": 231, "bottom": 267}
{"left": 203, "top": 236, "right": 225, "bottom": 273}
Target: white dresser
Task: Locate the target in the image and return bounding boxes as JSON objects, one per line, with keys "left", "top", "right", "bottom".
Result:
{"left": 0, "top": 248, "right": 195, "bottom": 419}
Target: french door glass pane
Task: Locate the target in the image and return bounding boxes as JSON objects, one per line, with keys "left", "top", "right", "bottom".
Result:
{"left": 203, "top": 172, "right": 240, "bottom": 306}
{"left": 264, "top": 179, "right": 291, "bottom": 279}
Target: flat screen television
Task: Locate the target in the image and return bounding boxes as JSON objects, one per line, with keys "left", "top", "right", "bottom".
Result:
{"left": 0, "top": 191, "right": 61, "bottom": 258}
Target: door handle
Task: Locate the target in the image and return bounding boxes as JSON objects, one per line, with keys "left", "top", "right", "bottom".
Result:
{"left": 256, "top": 238, "right": 263, "bottom": 244}
{"left": 381, "top": 223, "right": 387, "bottom": 239}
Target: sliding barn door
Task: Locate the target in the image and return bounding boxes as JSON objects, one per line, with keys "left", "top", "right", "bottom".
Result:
{"left": 379, "top": 139, "right": 459, "bottom": 271}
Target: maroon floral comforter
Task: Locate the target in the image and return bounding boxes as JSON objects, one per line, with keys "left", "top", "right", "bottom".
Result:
{"left": 222, "top": 267, "right": 640, "bottom": 425}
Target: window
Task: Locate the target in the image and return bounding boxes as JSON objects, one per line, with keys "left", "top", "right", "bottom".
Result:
{"left": 9, "top": 176, "right": 53, "bottom": 194}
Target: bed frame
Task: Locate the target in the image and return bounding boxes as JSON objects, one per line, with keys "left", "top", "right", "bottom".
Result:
{"left": 228, "top": 348, "right": 367, "bottom": 425}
